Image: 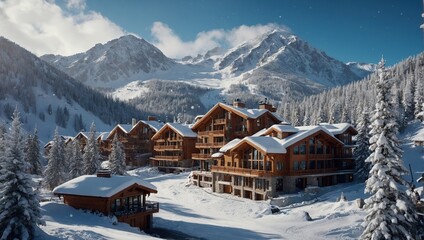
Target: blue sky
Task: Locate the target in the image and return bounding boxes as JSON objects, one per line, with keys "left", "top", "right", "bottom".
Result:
{"left": 0, "top": 0, "right": 422, "bottom": 66}
{"left": 83, "top": 0, "right": 424, "bottom": 65}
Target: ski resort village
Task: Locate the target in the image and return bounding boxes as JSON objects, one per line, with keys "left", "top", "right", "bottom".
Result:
{"left": 1, "top": 0, "right": 424, "bottom": 239}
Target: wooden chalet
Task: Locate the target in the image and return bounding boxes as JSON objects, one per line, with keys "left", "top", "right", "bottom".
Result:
{"left": 190, "top": 99, "right": 283, "bottom": 187}
{"left": 412, "top": 127, "right": 424, "bottom": 147}
{"left": 211, "top": 123, "right": 357, "bottom": 200}
{"left": 43, "top": 135, "right": 74, "bottom": 156}
{"left": 53, "top": 171, "right": 159, "bottom": 230}
{"left": 150, "top": 123, "right": 198, "bottom": 173}
{"left": 73, "top": 131, "right": 108, "bottom": 152}
{"left": 101, "top": 118, "right": 164, "bottom": 167}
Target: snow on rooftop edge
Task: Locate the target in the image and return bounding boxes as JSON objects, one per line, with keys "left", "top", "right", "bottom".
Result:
{"left": 53, "top": 175, "right": 157, "bottom": 198}
{"left": 167, "top": 122, "right": 197, "bottom": 138}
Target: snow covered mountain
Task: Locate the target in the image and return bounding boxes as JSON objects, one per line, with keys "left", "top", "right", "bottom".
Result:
{"left": 41, "top": 30, "right": 375, "bottom": 119}
{"left": 0, "top": 37, "right": 144, "bottom": 142}
{"left": 42, "top": 35, "right": 175, "bottom": 88}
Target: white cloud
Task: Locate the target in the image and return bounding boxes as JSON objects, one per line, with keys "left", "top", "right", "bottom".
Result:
{"left": 150, "top": 22, "right": 289, "bottom": 59}
{"left": 0, "top": 0, "right": 125, "bottom": 56}
{"left": 66, "top": 0, "right": 86, "bottom": 11}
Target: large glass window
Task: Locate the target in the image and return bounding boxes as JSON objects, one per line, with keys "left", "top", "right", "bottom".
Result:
{"left": 276, "top": 161, "right": 283, "bottom": 171}
{"left": 309, "top": 137, "right": 315, "bottom": 154}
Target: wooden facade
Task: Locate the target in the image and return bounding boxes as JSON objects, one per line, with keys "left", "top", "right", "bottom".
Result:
{"left": 100, "top": 120, "right": 164, "bottom": 167}
{"left": 150, "top": 123, "right": 198, "bottom": 172}
{"left": 190, "top": 100, "right": 283, "bottom": 187}
{"left": 53, "top": 173, "right": 159, "bottom": 230}
{"left": 211, "top": 124, "right": 357, "bottom": 200}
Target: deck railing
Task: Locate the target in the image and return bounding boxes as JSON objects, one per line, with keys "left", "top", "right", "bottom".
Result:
{"left": 113, "top": 202, "right": 159, "bottom": 217}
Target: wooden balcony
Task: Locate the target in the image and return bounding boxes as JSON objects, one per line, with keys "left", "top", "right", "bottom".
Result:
{"left": 151, "top": 155, "right": 183, "bottom": 161}
{"left": 212, "top": 166, "right": 266, "bottom": 177}
{"left": 153, "top": 145, "right": 182, "bottom": 151}
{"left": 195, "top": 142, "right": 225, "bottom": 148}
{"left": 114, "top": 202, "right": 159, "bottom": 217}
{"left": 197, "top": 129, "right": 225, "bottom": 136}
{"left": 192, "top": 153, "right": 211, "bottom": 160}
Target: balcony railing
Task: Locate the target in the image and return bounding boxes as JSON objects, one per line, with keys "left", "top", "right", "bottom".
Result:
{"left": 195, "top": 142, "right": 225, "bottom": 148}
{"left": 212, "top": 166, "right": 266, "bottom": 177}
{"left": 192, "top": 153, "right": 211, "bottom": 160}
{"left": 151, "top": 155, "right": 182, "bottom": 161}
{"left": 154, "top": 145, "right": 182, "bottom": 150}
{"left": 113, "top": 202, "right": 159, "bottom": 217}
{"left": 197, "top": 129, "right": 225, "bottom": 136}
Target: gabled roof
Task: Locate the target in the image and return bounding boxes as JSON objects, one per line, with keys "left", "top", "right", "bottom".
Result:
{"left": 76, "top": 131, "right": 109, "bottom": 141}
{"left": 319, "top": 123, "right": 357, "bottom": 135}
{"left": 53, "top": 175, "right": 157, "bottom": 198}
{"left": 221, "top": 125, "right": 344, "bottom": 154}
{"left": 219, "top": 138, "right": 241, "bottom": 152}
{"left": 255, "top": 124, "right": 299, "bottom": 137}
{"left": 230, "top": 136, "right": 287, "bottom": 154}
{"left": 191, "top": 102, "right": 284, "bottom": 130}
{"left": 152, "top": 123, "right": 197, "bottom": 139}
{"left": 138, "top": 120, "right": 165, "bottom": 132}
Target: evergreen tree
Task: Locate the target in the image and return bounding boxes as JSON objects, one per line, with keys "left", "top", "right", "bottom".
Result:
{"left": 24, "top": 128, "right": 42, "bottom": 175}
{"left": 0, "top": 109, "right": 44, "bottom": 239}
{"left": 44, "top": 127, "right": 66, "bottom": 190}
{"left": 108, "top": 134, "right": 126, "bottom": 175}
{"left": 354, "top": 110, "right": 371, "bottom": 182}
{"left": 414, "top": 78, "right": 423, "bottom": 121}
{"left": 68, "top": 139, "right": 83, "bottom": 179}
{"left": 83, "top": 122, "right": 100, "bottom": 175}
{"left": 402, "top": 75, "right": 415, "bottom": 122}
{"left": 361, "top": 58, "right": 419, "bottom": 240}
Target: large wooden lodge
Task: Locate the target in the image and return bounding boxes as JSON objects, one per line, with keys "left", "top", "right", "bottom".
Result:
{"left": 211, "top": 123, "right": 357, "bottom": 200}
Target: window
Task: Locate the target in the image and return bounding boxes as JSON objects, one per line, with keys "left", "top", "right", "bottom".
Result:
{"left": 299, "top": 143, "right": 306, "bottom": 154}
{"left": 276, "top": 161, "right": 283, "bottom": 171}
{"left": 266, "top": 161, "right": 272, "bottom": 171}
{"left": 299, "top": 160, "right": 306, "bottom": 170}
{"left": 316, "top": 140, "right": 323, "bottom": 154}
{"left": 309, "top": 160, "right": 316, "bottom": 169}
{"left": 317, "top": 160, "right": 324, "bottom": 169}
{"left": 293, "top": 145, "right": 299, "bottom": 155}
{"left": 309, "top": 137, "right": 315, "bottom": 154}
{"left": 293, "top": 161, "right": 299, "bottom": 170}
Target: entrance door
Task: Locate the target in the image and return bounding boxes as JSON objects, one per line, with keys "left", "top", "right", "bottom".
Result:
{"left": 276, "top": 178, "right": 284, "bottom": 192}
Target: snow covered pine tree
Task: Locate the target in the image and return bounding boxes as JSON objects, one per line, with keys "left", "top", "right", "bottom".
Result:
{"left": 360, "top": 58, "right": 420, "bottom": 240}
{"left": 354, "top": 110, "right": 371, "bottom": 182}
{"left": 69, "top": 139, "right": 83, "bottom": 179}
{"left": 24, "top": 128, "right": 42, "bottom": 175}
{"left": 0, "top": 109, "right": 44, "bottom": 239}
{"left": 44, "top": 127, "right": 66, "bottom": 190}
{"left": 108, "top": 134, "right": 127, "bottom": 175}
{"left": 83, "top": 122, "right": 100, "bottom": 175}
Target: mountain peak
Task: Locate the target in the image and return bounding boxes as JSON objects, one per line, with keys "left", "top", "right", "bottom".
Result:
{"left": 41, "top": 34, "right": 175, "bottom": 87}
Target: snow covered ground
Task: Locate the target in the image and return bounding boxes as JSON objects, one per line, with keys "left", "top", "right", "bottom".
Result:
{"left": 36, "top": 122, "right": 424, "bottom": 239}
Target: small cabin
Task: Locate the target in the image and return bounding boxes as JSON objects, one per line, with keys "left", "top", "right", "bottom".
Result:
{"left": 53, "top": 171, "right": 158, "bottom": 230}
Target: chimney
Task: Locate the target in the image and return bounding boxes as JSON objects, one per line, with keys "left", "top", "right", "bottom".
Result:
{"left": 132, "top": 118, "right": 137, "bottom": 126}
{"left": 96, "top": 169, "right": 111, "bottom": 178}
{"left": 259, "top": 98, "right": 276, "bottom": 112}
{"left": 148, "top": 116, "right": 157, "bottom": 121}
{"left": 232, "top": 98, "right": 245, "bottom": 108}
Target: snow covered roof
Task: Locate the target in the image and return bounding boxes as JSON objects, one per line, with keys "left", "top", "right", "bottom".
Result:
{"left": 279, "top": 126, "right": 344, "bottom": 147}
{"left": 139, "top": 120, "right": 165, "bottom": 132}
{"left": 192, "top": 102, "right": 284, "bottom": 129}
{"left": 220, "top": 103, "right": 284, "bottom": 122}
{"left": 223, "top": 125, "right": 344, "bottom": 154}
{"left": 255, "top": 124, "right": 299, "bottom": 136}
{"left": 118, "top": 124, "right": 133, "bottom": 133}
{"left": 319, "top": 123, "right": 357, "bottom": 135}
{"left": 168, "top": 123, "right": 197, "bottom": 138}
{"left": 53, "top": 175, "right": 157, "bottom": 198}
{"left": 219, "top": 138, "right": 242, "bottom": 152}
{"left": 231, "top": 136, "right": 287, "bottom": 154}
